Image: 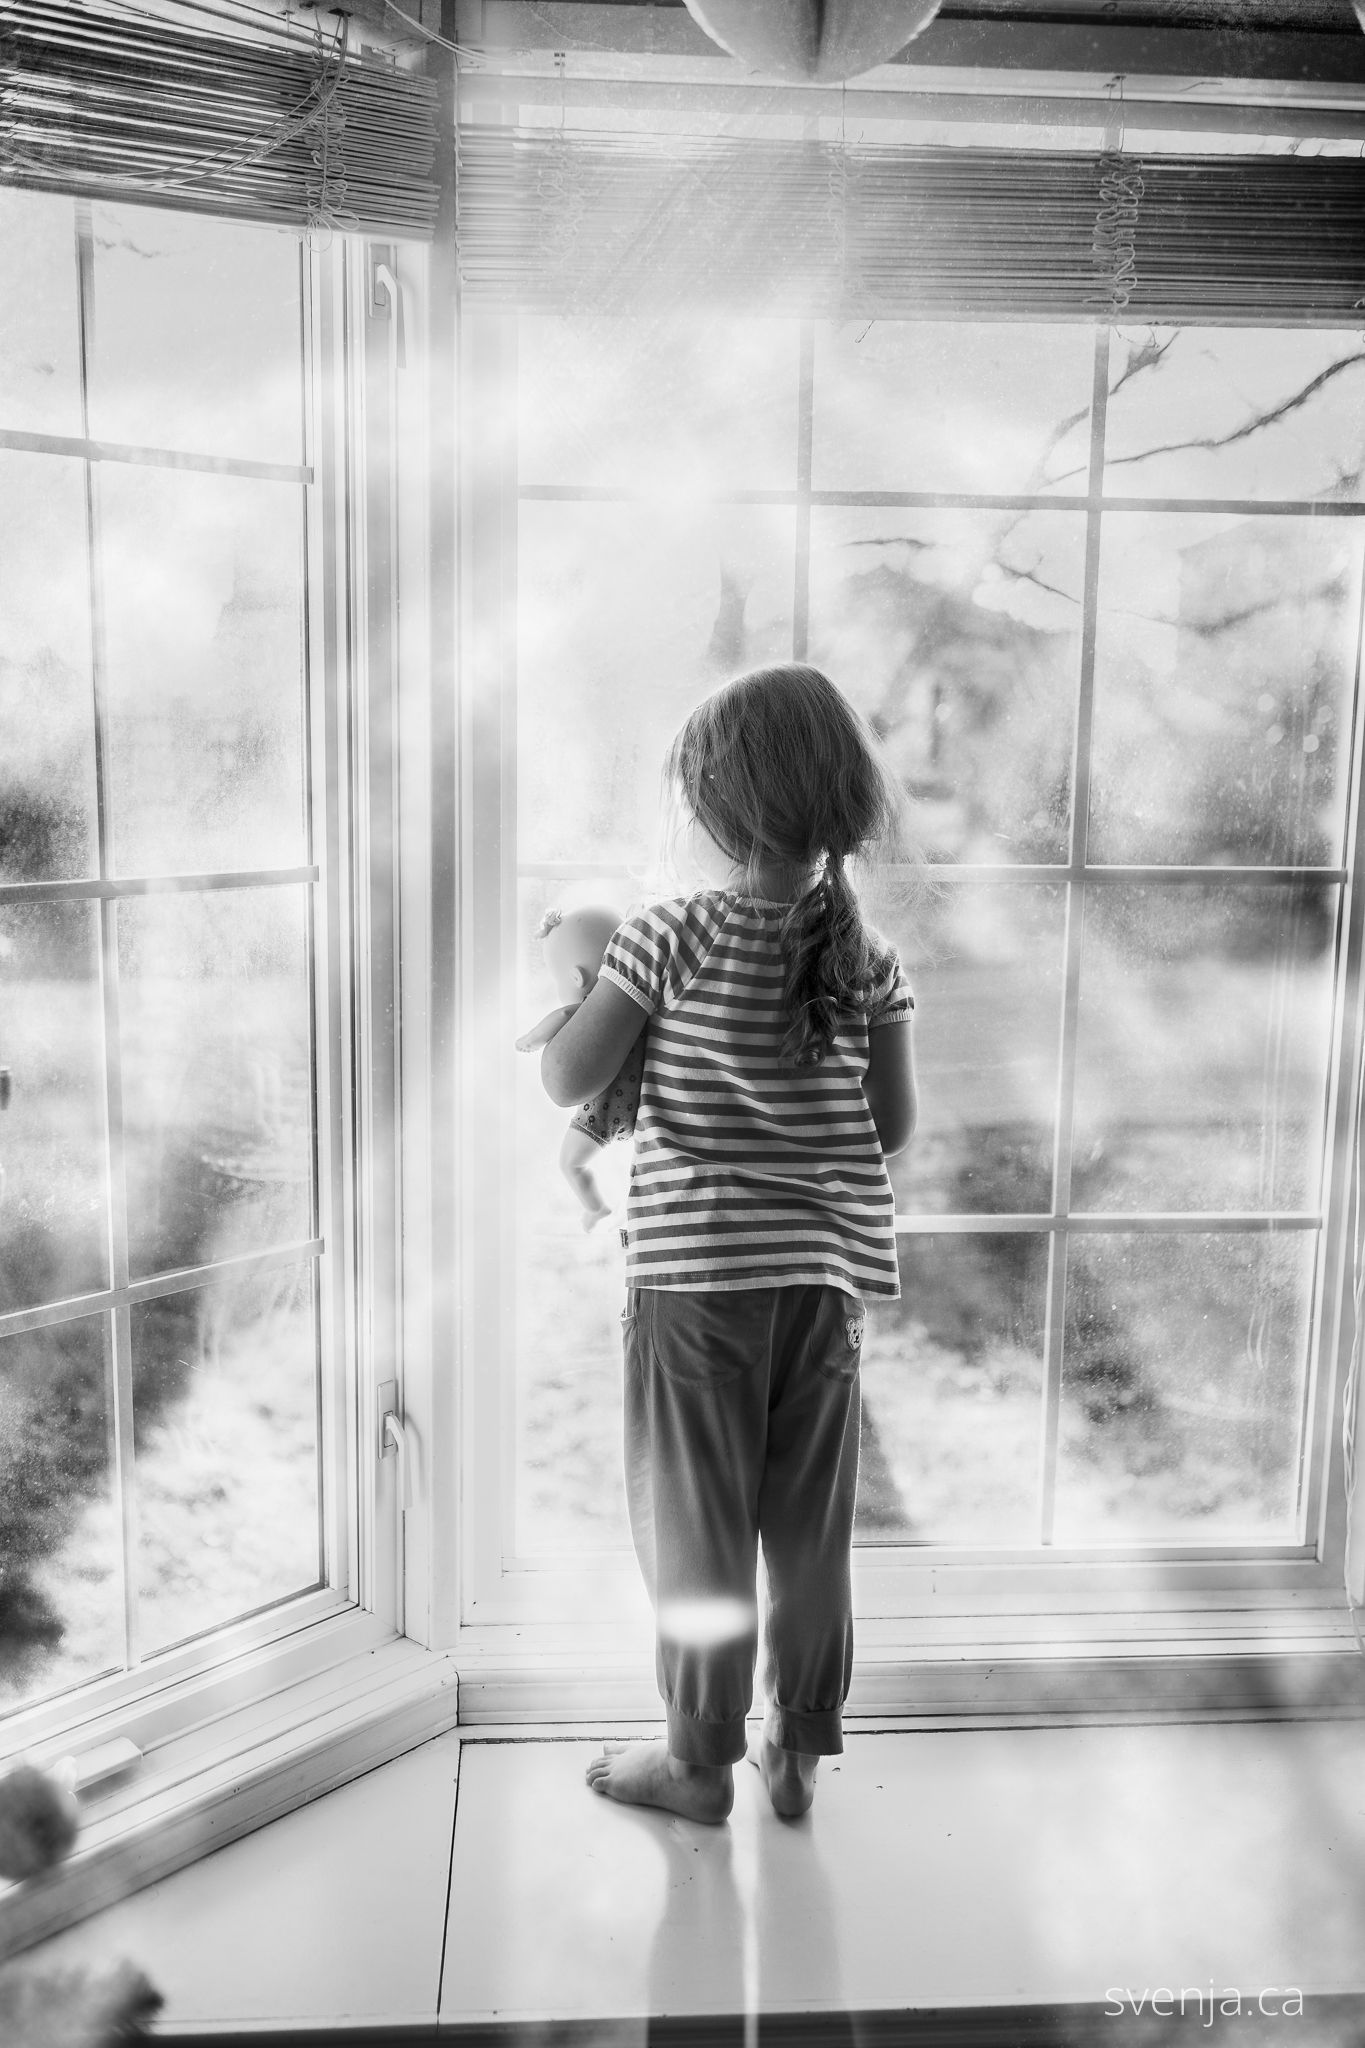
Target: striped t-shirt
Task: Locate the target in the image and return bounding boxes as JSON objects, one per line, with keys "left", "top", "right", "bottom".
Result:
{"left": 599, "top": 890, "right": 914, "bottom": 1300}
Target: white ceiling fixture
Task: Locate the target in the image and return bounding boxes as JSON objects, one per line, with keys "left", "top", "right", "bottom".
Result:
{"left": 680, "top": 0, "right": 943, "bottom": 84}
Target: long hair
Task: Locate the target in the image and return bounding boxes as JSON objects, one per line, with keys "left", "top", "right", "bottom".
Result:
{"left": 663, "top": 664, "right": 911, "bottom": 1067}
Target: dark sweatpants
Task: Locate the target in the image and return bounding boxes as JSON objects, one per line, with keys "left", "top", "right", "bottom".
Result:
{"left": 621, "top": 1283, "right": 864, "bottom": 1768}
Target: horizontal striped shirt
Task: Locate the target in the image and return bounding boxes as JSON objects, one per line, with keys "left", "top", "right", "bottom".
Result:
{"left": 599, "top": 890, "right": 914, "bottom": 1300}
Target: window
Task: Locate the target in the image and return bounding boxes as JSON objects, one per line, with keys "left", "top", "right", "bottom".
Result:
{"left": 0, "top": 190, "right": 421, "bottom": 1765}
{"left": 458, "top": 300, "right": 1365, "bottom": 1649}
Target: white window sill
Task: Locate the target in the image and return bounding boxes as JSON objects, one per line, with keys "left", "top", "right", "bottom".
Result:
{"left": 0, "top": 1624, "right": 458, "bottom": 1962}
{"left": 6, "top": 1600, "right": 1363, "bottom": 1962}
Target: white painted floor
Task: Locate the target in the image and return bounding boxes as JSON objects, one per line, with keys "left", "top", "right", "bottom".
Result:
{"left": 23, "top": 1719, "right": 1365, "bottom": 2030}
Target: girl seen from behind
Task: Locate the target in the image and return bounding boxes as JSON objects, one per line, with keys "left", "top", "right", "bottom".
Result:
{"left": 537, "top": 663, "right": 918, "bottom": 1823}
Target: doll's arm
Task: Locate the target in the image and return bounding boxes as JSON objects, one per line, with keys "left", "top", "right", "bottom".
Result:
{"left": 515, "top": 1003, "right": 581, "bottom": 1054}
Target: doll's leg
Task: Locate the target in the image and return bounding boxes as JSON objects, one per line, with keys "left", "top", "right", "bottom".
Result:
{"left": 559, "top": 1124, "right": 612, "bottom": 1230}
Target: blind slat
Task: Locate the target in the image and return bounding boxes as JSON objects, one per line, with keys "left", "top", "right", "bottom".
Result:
{"left": 454, "top": 128, "right": 1365, "bottom": 325}
{"left": 1, "top": 0, "right": 440, "bottom": 239}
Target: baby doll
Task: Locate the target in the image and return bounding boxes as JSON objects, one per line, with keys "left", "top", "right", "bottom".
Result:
{"left": 516, "top": 903, "right": 644, "bottom": 1230}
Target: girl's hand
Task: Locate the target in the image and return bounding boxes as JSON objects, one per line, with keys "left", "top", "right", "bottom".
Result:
{"left": 515, "top": 1004, "right": 581, "bottom": 1053}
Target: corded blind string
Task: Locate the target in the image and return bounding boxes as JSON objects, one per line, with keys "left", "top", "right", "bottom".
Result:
{"left": 1344, "top": 1005, "right": 1365, "bottom": 1655}
{"left": 0, "top": 0, "right": 439, "bottom": 235}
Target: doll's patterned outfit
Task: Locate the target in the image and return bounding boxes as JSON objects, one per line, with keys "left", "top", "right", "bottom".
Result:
{"left": 569, "top": 1033, "right": 644, "bottom": 1148}
{"left": 598, "top": 889, "right": 914, "bottom": 1766}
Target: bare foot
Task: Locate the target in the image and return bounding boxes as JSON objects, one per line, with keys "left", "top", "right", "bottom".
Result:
{"left": 747, "top": 1735, "right": 818, "bottom": 1818}
{"left": 585, "top": 1742, "right": 734, "bottom": 1823}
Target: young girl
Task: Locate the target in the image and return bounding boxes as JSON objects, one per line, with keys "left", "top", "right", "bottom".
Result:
{"left": 538, "top": 664, "right": 918, "bottom": 1825}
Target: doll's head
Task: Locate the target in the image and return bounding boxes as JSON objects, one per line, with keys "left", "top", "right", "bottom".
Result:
{"left": 536, "top": 903, "right": 621, "bottom": 1005}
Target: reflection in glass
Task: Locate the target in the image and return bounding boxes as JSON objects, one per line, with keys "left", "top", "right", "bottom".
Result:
{"left": 0, "top": 903, "right": 109, "bottom": 1313}
{"left": 133, "top": 1265, "right": 321, "bottom": 1657}
{"left": 0, "top": 190, "right": 81, "bottom": 438}
{"left": 519, "top": 315, "right": 799, "bottom": 494}
{"left": 807, "top": 508, "right": 1083, "bottom": 864}
{"left": 1089, "top": 513, "right": 1361, "bottom": 867}
{"left": 518, "top": 502, "right": 795, "bottom": 868}
{"left": 856, "top": 1235, "right": 1046, "bottom": 1544}
{"left": 887, "top": 880, "right": 1063, "bottom": 1216}
{"left": 0, "top": 454, "right": 99, "bottom": 882}
{"left": 98, "top": 467, "right": 306, "bottom": 877}
{"left": 118, "top": 889, "right": 314, "bottom": 1284}
{"left": 0, "top": 1317, "right": 123, "bottom": 1710}
{"left": 1056, "top": 1232, "right": 1311, "bottom": 1541}
{"left": 89, "top": 203, "right": 303, "bottom": 464}
{"left": 1104, "top": 327, "right": 1365, "bottom": 504}
{"left": 1072, "top": 884, "right": 1334, "bottom": 1216}
{"left": 812, "top": 321, "right": 1093, "bottom": 496}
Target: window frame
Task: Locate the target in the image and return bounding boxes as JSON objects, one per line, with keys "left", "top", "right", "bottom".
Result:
{"left": 0, "top": 224, "right": 460, "bottom": 1958}
{"left": 448, "top": 293, "right": 1365, "bottom": 1695}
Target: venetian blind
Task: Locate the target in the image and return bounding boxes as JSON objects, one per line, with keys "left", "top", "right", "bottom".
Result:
{"left": 454, "top": 128, "right": 1365, "bottom": 324}
{"left": 0, "top": 0, "right": 439, "bottom": 238}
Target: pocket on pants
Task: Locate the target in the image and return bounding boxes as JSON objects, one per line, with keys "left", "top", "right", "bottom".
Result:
{"left": 646, "top": 1287, "right": 769, "bottom": 1390}
{"left": 812, "top": 1289, "right": 865, "bottom": 1385}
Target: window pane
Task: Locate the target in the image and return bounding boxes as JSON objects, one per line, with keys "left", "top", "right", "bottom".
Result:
{"left": 0, "top": 903, "right": 109, "bottom": 1312}
{"left": 98, "top": 468, "right": 306, "bottom": 877}
{"left": 888, "top": 879, "right": 1063, "bottom": 1216}
{"left": 856, "top": 1234, "right": 1046, "bottom": 1545}
{"left": 0, "top": 190, "right": 81, "bottom": 439}
{"left": 1056, "top": 1232, "right": 1311, "bottom": 1542}
{"left": 807, "top": 508, "right": 1083, "bottom": 864}
{"left": 1104, "top": 328, "right": 1365, "bottom": 504}
{"left": 1072, "top": 883, "right": 1334, "bottom": 1215}
{"left": 0, "top": 1316, "right": 123, "bottom": 1711}
{"left": 88, "top": 205, "right": 303, "bottom": 465}
{"left": 118, "top": 888, "right": 314, "bottom": 1284}
{"left": 519, "top": 315, "right": 799, "bottom": 493}
{"left": 133, "top": 1263, "right": 321, "bottom": 1657}
{"left": 518, "top": 502, "right": 795, "bottom": 868}
{"left": 0, "top": 453, "right": 99, "bottom": 882}
{"left": 812, "top": 321, "right": 1093, "bottom": 496}
{"left": 1089, "top": 512, "right": 1362, "bottom": 868}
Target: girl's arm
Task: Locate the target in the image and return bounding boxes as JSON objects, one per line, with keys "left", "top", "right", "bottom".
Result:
{"left": 864, "top": 1015, "right": 917, "bottom": 1157}
{"left": 540, "top": 978, "right": 650, "bottom": 1108}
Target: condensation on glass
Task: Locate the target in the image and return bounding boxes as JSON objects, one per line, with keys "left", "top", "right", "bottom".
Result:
{"left": 507, "top": 307, "right": 1364, "bottom": 1566}
{"left": 0, "top": 193, "right": 323, "bottom": 1715}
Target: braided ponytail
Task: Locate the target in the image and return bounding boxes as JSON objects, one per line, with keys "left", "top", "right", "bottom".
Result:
{"left": 777, "top": 853, "right": 897, "bottom": 1068}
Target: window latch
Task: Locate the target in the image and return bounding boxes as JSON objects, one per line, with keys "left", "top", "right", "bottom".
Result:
{"left": 368, "top": 254, "right": 406, "bottom": 370}
{"left": 377, "top": 1378, "right": 415, "bottom": 1511}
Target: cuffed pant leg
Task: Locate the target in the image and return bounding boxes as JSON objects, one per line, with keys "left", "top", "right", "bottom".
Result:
{"left": 757, "top": 1287, "right": 864, "bottom": 1757}
{"left": 622, "top": 1286, "right": 773, "bottom": 1769}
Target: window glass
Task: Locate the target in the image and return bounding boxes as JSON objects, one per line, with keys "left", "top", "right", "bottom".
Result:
{"left": 518, "top": 501, "right": 794, "bottom": 868}
{"left": 812, "top": 321, "right": 1093, "bottom": 496}
{"left": 97, "top": 468, "right": 307, "bottom": 878}
{"left": 133, "top": 1264, "right": 321, "bottom": 1658}
{"left": 858, "top": 1234, "right": 1048, "bottom": 1546}
{"left": 0, "top": 190, "right": 81, "bottom": 439}
{"left": 519, "top": 315, "right": 799, "bottom": 494}
{"left": 0, "top": 452, "right": 100, "bottom": 881}
{"left": 1104, "top": 327, "right": 1365, "bottom": 504}
{"left": 0, "top": 902, "right": 109, "bottom": 1312}
{"left": 0, "top": 1317, "right": 123, "bottom": 1710}
{"left": 88, "top": 204, "right": 303, "bottom": 465}
{"left": 807, "top": 507, "right": 1083, "bottom": 864}
{"left": 1088, "top": 512, "right": 1361, "bottom": 868}
{"left": 1056, "top": 1231, "right": 1313, "bottom": 1542}
{"left": 117, "top": 887, "right": 315, "bottom": 1284}
{"left": 1073, "top": 884, "right": 1335, "bottom": 1215}
{"left": 886, "top": 879, "right": 1063, "bottom": 1216}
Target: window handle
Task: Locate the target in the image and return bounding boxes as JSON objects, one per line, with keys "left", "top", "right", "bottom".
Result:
{"left": 369, "top": 257, "right": 406, "bottom": 370}
{"left": 377, "top": 1378, "right": 415, "bottom": 1511}
{"left": 0, "top": 1068, "right": 11, "bottom": 1110}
